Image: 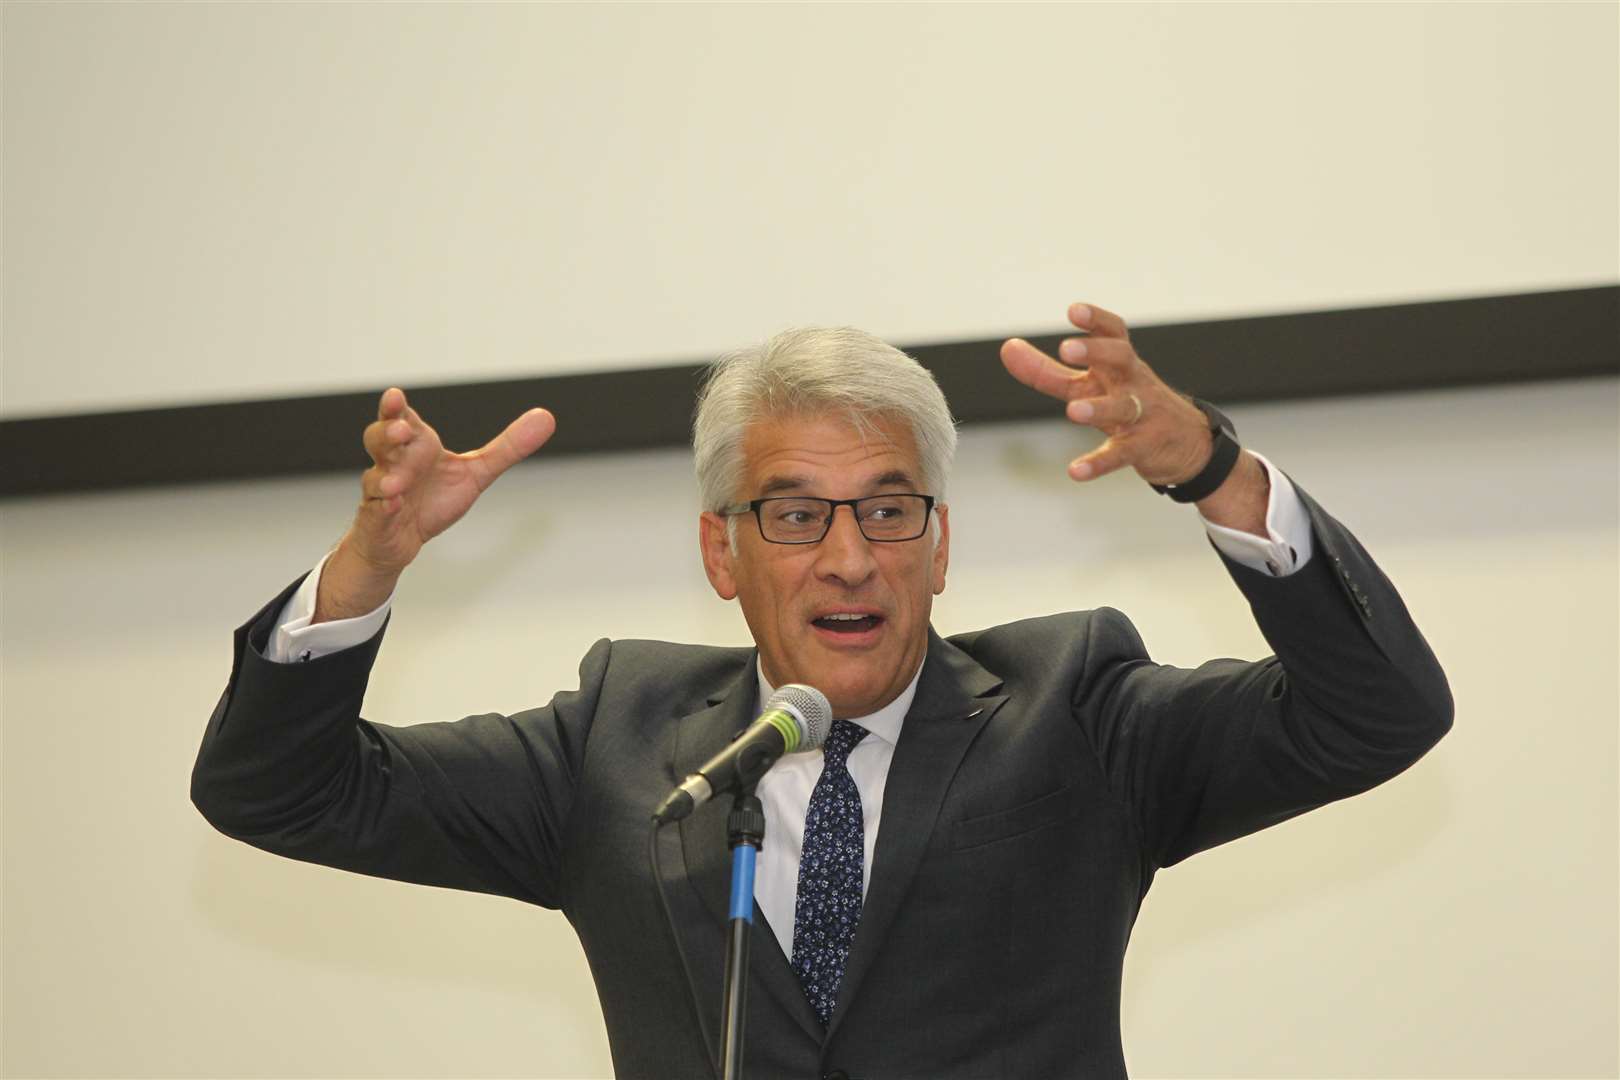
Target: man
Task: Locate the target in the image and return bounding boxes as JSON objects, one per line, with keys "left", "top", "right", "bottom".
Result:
{"left": 192, "top": 302, "right": 1451, "bottom": 1079}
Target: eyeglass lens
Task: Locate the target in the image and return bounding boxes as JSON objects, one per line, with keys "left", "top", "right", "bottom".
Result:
{"left": 758, "top": 495, "right": 929, "bottom": 543}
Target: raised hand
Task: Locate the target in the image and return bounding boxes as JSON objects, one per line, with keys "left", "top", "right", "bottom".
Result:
{"left": 1000, "top": 302, "right": 1268, "bottom": 534}
{"left": 1000, "top": 303, "right": 1215, "bottom": 487}
{"left": 316, "top": 388, "right": 555, "bottom": 622}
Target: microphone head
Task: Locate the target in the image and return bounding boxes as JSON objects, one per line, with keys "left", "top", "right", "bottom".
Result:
{"left": 766, "top": 683, "right": 832, "bottom": 751}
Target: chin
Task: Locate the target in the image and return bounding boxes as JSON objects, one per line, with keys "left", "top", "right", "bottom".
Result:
{"left": 788, "top": 653, "right": 896, "bottom": 717}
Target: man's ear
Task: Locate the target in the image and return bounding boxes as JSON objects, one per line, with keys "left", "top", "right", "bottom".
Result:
{"left": 931, "top": 503, "right": 950, "bottom": 596}
{"left": 698, "top": 512, "right": 739, "bottom": 600}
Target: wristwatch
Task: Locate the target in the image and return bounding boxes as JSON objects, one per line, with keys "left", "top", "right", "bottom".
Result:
{"left": 1151, "top": 397, "right": 1241, "bottom": 503}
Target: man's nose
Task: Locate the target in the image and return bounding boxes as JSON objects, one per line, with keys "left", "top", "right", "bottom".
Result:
{"left": 814, "top": 505, "right": 877, "bottom": 587}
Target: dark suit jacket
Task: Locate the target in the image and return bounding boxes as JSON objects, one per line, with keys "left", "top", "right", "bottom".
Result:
{"left": 192, "top": 489, "right": 1451, "bottom": 1079}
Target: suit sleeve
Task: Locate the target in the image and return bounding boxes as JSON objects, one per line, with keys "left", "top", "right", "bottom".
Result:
{"left": 1076, "top": 486, "right": 1453, "bottom": 870}
{"left": 190, "top": 575, "right": 609, "bottom": 910}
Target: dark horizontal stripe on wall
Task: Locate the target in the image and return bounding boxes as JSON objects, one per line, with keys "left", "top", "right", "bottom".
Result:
{"left": 3, "top": 285, "right": 1615, "bottom": 498}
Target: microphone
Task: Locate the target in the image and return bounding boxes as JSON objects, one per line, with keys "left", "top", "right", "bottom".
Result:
{"left": 652, "top": 683, "right": 832, "bottom": 825}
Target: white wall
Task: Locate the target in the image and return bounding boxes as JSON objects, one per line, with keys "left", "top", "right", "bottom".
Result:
{"left": 3, "top": 3, "right": 1617, "bottom": 1078}
{"left": 4, "top": 380, "right": 1617, "bottom": 1078}
{"left": 4, "top": 1, "right": 1616, "bottom": 417}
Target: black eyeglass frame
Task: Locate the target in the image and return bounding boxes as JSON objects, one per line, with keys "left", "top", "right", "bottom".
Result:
{"left": 719, "top": 494, "right": 938, "bottom": 545}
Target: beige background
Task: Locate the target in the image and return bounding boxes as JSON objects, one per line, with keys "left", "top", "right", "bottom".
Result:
{"left": 3, "top": 3, "right": 1617, "bottom": 1079}
{"left": 4, "top": 1, "right": 1616, "bottom": 418}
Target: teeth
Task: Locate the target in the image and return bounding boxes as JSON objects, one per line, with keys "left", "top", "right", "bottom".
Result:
{"left": 822, "top": 613, "right": 870, "bottom": 621}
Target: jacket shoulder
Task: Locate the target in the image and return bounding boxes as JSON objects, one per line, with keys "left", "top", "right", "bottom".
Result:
{"left": 583, "top": 636, "right": 754, "bottom": 711}
{"left": 944, "top": 608, "right": 1151, "bottom": 674}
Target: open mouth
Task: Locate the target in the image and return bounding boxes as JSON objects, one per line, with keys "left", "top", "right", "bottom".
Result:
{"left": 812, "top": 613, "right": 885, "bottom": 634}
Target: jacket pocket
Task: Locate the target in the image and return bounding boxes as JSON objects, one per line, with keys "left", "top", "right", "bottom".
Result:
{"left": 951, "top": 781, "right": 1081, "bottom": 851}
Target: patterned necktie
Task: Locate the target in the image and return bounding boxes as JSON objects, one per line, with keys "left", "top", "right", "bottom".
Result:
{"left": 791, "top": 718, "right": 870, "bottom": 1027}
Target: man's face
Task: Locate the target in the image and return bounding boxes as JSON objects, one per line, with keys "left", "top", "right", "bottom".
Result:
{"left": 699, "top": 412, "right": 950, "bottom": 719}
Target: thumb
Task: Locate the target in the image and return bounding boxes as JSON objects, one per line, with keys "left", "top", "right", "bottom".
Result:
{"left": 469, "top": 407, "right": 557, "bottom": 486}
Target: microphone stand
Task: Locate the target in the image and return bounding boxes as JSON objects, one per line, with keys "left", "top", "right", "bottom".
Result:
{"left": 719, "top": 790, "right": 765, "bottom": 1080}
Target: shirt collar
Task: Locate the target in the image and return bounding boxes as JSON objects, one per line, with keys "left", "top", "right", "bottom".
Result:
{"left": 755, "top": 659, "right": 921, "bottom": 750}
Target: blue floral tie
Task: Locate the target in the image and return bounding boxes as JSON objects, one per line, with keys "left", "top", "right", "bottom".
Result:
{"left": 791, "top": 718, "right": 869, "bottom": 1027}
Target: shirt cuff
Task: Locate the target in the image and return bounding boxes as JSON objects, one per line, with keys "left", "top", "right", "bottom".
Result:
{"left": 1199, "top": 451, "right": 1314, "bottom": 577}
{"left": 267, "top": 550, "right": 394, "bottom": 663}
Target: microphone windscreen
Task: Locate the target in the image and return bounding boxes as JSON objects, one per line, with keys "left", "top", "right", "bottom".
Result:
{"left": 767, "top": 683, "right": 832, "bottom": 750}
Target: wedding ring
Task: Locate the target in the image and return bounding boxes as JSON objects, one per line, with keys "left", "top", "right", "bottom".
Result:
{"left": 1126, "top": 393, "right": 1144, "bottom": 426}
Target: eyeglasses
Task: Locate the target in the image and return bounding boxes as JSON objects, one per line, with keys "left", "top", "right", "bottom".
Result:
{"left": 721, "top": 494, "right": 937, "bottom": 544}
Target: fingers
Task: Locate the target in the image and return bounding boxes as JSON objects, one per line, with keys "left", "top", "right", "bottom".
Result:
{"left": 1063, "top": 390, "right": 1143, "bottom": 483}
{"left": 1068, "top": 440, "right": 1128, "bottom": 482}
{"left": 361, "top": 388, "right": 440, "bottom": 510}
{"left": 367, "top": 388, "right": 437, "bottom": 461}
{"left": 1002, "top": 335, "right": 1139, "bottom": 404}
{"left": 367, "top": 388, "right": 445, "bottom": 460}
{"left": 1065, "top": 393, "right": 1143, "bottom": 429}
{"left": 1000, "top": 338, "right": 1095, "bottom": 401}
{"left": 1056, "top": 334, "right": 1137, "bottom": 377}
{"left": 1067, "top": 302, "right": 1130, "bottom": 340}
{"left": 359, "top": 463, "right": 407, "bottom": 503}
{"left": 1001, "top": 324, "right": 1141, "bottom": 485}
{"left": 361, "top": 416, "right": 413, "bottom": 464}
{"left": 377, "top": 386, "right": 406, "bottom": 421}
{"left": 376, "top": 387, "right": 433, "bottom": 438}
{"left": 1012, "top": 301, "right": 1209, "bottom": 489}
{"left": 466, "top": 407, "right": 557, "bottom": 488}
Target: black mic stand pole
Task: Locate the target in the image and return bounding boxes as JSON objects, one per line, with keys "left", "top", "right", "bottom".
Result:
{"left": 719, "top": 790, "right": 765, "bottom": 1080}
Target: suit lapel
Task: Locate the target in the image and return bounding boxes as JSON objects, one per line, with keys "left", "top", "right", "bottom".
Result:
{"left": 671, "top": 660, "right": 823, "bottom": 1043}
{"left": 828, "top": 630, "right": 1007, "bottom": 1038}
{"left": 668, "top": 632, "right": 1008, "bottom": 1046}
{"left": 750, "top": 903, "right": 818, "bottom": 1039}
{"left": 673, "top": 680, "right": 754, "bottom": 932}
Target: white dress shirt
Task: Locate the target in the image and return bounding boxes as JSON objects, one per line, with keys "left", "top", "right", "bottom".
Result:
{"left": 751, "top": 665, "right": 917, "bottom": 962}
{"left": 265, "top": 454, "right": 1314, "bottom": 961}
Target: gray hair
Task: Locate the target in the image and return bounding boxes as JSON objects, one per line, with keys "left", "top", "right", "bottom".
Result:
{"left": 692, "top": 327, "right": 959, "bottom": 516}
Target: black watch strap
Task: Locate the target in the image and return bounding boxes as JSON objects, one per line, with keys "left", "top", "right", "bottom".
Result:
{"left": 1152, "top": 397, "right": 1241, "bottom": 503}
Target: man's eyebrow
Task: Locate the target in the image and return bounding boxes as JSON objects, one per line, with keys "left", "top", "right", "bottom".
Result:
{"left": 871, "top": 469, "right": 916, "bottom": 491}
{"left": 755, "top": 469, "right": 918, "bottom": 497}
{"left": 758, "top": 474, "right": 813, "bottom": 496}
